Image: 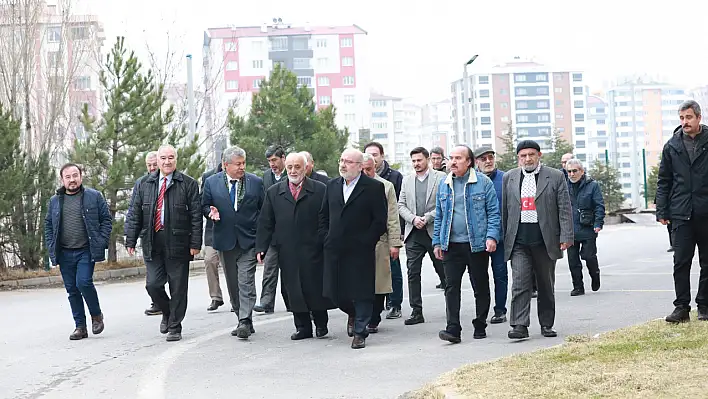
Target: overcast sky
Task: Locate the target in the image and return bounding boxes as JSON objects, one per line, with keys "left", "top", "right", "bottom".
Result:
{"left": 75, "top": 0, "right": 706, "bottom": 104}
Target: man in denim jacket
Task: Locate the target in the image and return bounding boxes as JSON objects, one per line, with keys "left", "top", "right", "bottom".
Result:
{"left": 432, "top": 145, "right": 501, "bottom": 343}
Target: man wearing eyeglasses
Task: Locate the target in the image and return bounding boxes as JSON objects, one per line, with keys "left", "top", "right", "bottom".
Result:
{"left": 565, "top": 158, "right": 605, "bottom": 297}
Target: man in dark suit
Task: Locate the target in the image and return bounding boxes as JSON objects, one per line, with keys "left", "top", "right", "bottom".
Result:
{"left": 125, "top": 145, "right": 203, "bottom": 342}
{"left": 502, "top": 140, "right": 574, "bottom": 340}
{"left": 320, "top": 149, "right": 388, "bottom": 349}
{"left": 201, "top": 163, "right": 227, "bottom": 312}
{"left": 202, "top": 145, "right": 265, "bottom": 339}
{"left": 254, "top": 145, "right": 287, "bottom": 314}
{"left": 301, "top": 151, "right": 330, "bottom": 184}
{"left": 256, "top": 152, "right": 333, "bottom": 340}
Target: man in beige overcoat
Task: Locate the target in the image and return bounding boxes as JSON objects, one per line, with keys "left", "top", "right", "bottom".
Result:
{"left": 362, "top": 153, "right": 402, "bottom": 333}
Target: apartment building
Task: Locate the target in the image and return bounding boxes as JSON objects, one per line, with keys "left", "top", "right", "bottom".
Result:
{"left": 369, "top": 93, "right": 422, "bottom": 172}
{"left": 450, "top": 57, "right": 586, "bottom": 155}
{"left": 202, "top": 20, "right": 369, "bottom": 166}
{"left": 421, "top": 99, "right": 453, "bottom": 155}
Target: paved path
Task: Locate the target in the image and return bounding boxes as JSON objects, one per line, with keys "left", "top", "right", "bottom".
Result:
{"left": 0, "top": 224, "right": 689, "bottom": 399}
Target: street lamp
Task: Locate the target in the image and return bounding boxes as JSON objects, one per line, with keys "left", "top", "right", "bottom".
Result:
{"left": 463, "top": 55, "right": 479, "bottom": 149}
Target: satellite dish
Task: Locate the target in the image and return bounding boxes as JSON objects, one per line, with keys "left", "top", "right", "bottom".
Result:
{"left": 272, "top": 18, "right": 277, "bottom": 23}
{"left": 277, "top": 18, "right": 282, "bottom": 23}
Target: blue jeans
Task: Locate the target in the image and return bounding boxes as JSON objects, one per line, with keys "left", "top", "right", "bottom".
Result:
{"left": 388, "top": 257, "right": 403, "bottom": 308}
{"left": 58, "top": 248, "right": 102, "bottom": 328}
{"left": 490, "top": 242, "right": 508, "bottom": 314}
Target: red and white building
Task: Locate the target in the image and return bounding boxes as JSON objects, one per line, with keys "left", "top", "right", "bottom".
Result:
{"left": 202, "top": 20, "right": 369, "bottom": 165}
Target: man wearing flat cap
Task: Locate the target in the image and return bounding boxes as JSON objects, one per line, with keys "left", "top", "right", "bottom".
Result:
{"left": 501, "top": 140, "right": 573, "bottom": 340}
{"left": 474, "top": 146, "right": 508, "bottom": 324}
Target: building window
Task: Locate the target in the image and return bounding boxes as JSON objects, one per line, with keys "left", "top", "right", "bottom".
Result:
{"left": 372, "top": 112, "right": 388, "bottom": 118}
{"left": 597, "top": 130, "right": 607, "bottom": 136}
{"left": 500, "top": 89, "right": 508, "bottom": 95}
{"left": 574, "top": 100, "right": 584, "bottom": 108}
{"left": 536, "top": 100, "right": 549, "bottom": 109}
{"left": 575, "top": 127, "right": 585, "bottom": 135}
{"left": 501, "top": 116, "right": 509, "bottom": 122}
{"left": 517, "top": 115, "right": 529, "bottom": 123}
{"left": 478, "top": 76, "right": 489, "bottom": 84}
{"left": 479, "top": 89, "right": 490, "bottom": 98}
{"left": 293, "top": 58, "right": 311, "bottom": 69}
{"left": 576, "top": 140, "right": 586, "bottom": 148}
{"left": 226, "top": 61, "right": 238, "bottom": 71}
{"left": 319, "top": 96, "right": 331, "bottom": 106}
{"left": 573, "top": 87, "right": 583, "bottom": 95}
{"left": 340, "top": 37, "right": 353, "bottom": 47}
{"left": 270, "top": 37, "right": 288, "bottom": 51}
{"left": 292, "top": 37, "right": 309, "bottom": 50}
{"left": 516, "top": 87, "right": 527, "bottom": 96}
{"left": 556, "top": 113, "right": 564, "bottom": 119}
{"left": 556, "top": 99, "right": 563, "bottom": 106}
{"left": 226, "top": 80, "right": 238, "bottom": 90}
{"left": 535, "top": 74, "right": 548, "bottom": 82}
{"left": 318, "top": 76, "right": 330, "bottom": 86}
{"left": 537, "top": 86, "right": 549, "bottom": 95}
{"left": 517, "top": 101, "right": 528, "bottom": 109}
{"left": 501, "top": 102, "right": 509, "bottom": 108}
{"left": 47, "top": 51, "right": 60, "bottom": 68}
{"left": 481, "top": 116, "right": 491, "bottom": 125}
{"left": 342, "top": 57, "right": 354, "bottom": 67}
{"left": 481, "top": 130, "right": 492, "bottom": 138}
{"left": 554, "top": 87, "right": 562, "bottom": 93}
{"left": 48, "top": 27, "right": 61, "bottom": 42}
{"left": 480, "top": 103, "right": 490, "bottom": 111}
{"left": 253, "top": 79, "right": 262, "bottom": 89}
{"left": 73, "top": 76, "right": 90, "bottom": 90}
{"left": 71, "top": 26, "right": 88, "bottom": 40}
{"left": 595, "top": 119, "right": 605, "bottom": 125}
{"left": 395, "top": 121, "right": 403, "bottom": 130}
{"left": 574, "top": 113, "right": 585, "bottom": 122}
{"left": 344, "top": 95, "right": 355, "bottom": 104}
{"left": 572, "top": 73, "right": 583, "bottom": 82}
{"left": 515, "top": 74, "right": 526, "bottom": 82}
{"left": 316, "top": 38, "right": 327, "bottom": 48}
{"left": 598, "top": 141, "right": 607, "bottom": 148}
{"left": 343, "top": 76, "right": 354, "bottom": 86}
{"left": 317, "top": 58, "right": 329, "bottom": 68}
{"left": 296, "top": 76, "right": 312, "bottom": 87}
{"left": 538, "top": 114, "right": 550, "bottom": 122}
{"left": 252, "top": 60, "right": 264, "bottom": 69}
{"left": 345, "top": 113, "right": 356, "bottom": 122}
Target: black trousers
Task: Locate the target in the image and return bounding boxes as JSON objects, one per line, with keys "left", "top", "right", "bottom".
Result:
{"left": 443, "top": 243, "right": 490, "bottom": 335}
{"left": 293, "top": 311, "right": 328, "bottom": 332}
{"left": 369, "top": 294, "right": 387, "bottom": 327}
{"left": 405, "top": 230, "right": 445, "bottom": 313}
{"left": 145, "top": 231, "right": 190, "bottom": 333}
{"left": 672, "top": 218, "right": 708, "bottom": 309}
{"left": 668, "top": 224, "right": 673, "bottom": 247}
{"left": 567, "top": 237, "right": 600, "bottom": 289}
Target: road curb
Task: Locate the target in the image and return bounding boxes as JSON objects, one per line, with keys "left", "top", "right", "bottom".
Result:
{"left": 0, "top": 260, "right": 206, "bottom": 288}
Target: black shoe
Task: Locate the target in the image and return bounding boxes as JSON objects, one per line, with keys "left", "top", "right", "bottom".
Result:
{"left": 667, "top": 247, "right": 674, "bottom": 252}
{"left": 386, "top": 307, "right": 402, "bottom": 319}
{"left": 473, "top": 328, "right": 487, "bottom": 339}
{"left": 541, "top": 326, "right": 557, "bottom": 337}
{"left": 531, "top": 290, "right": 538, "bottom": 298}
{"left": 346, "top": 316, "right": 354, "bottom": 337}
{"left": 385, "top": 303, "right": 391, "bottom": 311}
{"left": 699, "top": 307, "right": 708, "bottom": 321}
{"left": 166, "top": 331, "right": 182, "bottom": 342}
{"left": 367, "top": 324, "right": 379, "bottom": 334}
{"left": 404, "top": 312, "right": 425, "bottom": 325}
{"left": 315, "top": 327, "right": 328, "bottom": 338}
{"left": 490, "top": 311, "right": 507, "bottom": 324}
{"left": 508, "top": 325, "right": 529, "bottom": 340}
{"left": 351, "top": 336, "right": 366, "bottom": 349}
{"left": 253, "top": 304, "right": 274, "bottom": 314}
{"left": 145, "top": 304, "right": 162, "bottom": 316}
{"left": 570, "top": 288, "right": 585, "bottom": 296}
{"left": 207, "top": 299, "right": 224, "bottom": 312}
{"left": 666, "top": 307, "right": 690, "bottom": 323}
{"left": 290, "top": 330, "right": 313, "bottom": 340}
{"left": 230, "top": 307, "right": 235, "bottom": 313}
{"left": 232, "top": 320, "right": 254, "bottom": 339}
{"left": 591, "top": 274, "right": 601, "bottom": 292}
{"left": 436, "top": 282, "right": 446, "bottom": 290}
{"left": 159, "top": 318, "right": 168, "bottom": 334}
{"left": 438, "top": 330, "right": 461, "bottom": 344}
{"left": 69, "top": 327, "right": 88, "bottom": 340}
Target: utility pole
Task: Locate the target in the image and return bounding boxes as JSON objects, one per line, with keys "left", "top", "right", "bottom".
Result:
{"left": 463, "top": 55, "right": 479, "bottom": 148}
{"left": 629, "top": 80, "right": 641, "bottom": 209}
{"left": 186, "top": 54, "right": 196, "bottom": 142}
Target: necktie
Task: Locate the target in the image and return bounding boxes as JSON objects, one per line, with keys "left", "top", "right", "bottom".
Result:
{"left": 154, "top": 177, "right": 166, "bottom": 232}
{"left": 230, "top": 180, "right": 237, "bottom": 206}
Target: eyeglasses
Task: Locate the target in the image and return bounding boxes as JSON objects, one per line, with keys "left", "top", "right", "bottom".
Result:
{"left": 339, "top": 159, "right": 361, "bottom": 165}
{"left": 567, "top": 169, "right": 580, "bottom": 174}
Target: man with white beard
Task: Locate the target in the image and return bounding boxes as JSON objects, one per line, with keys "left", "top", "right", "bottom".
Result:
{"left": 255, "top": 153, "right": 334, "bottom": 340}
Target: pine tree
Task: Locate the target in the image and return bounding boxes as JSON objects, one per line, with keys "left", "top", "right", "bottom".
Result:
{"left": 229, "top": 64, "right": 347, "bottom": 176}
{"left": 70, "top": 37, "right": 173, "bottom": 262}
{"left": 589, "top": 159, "right": 625, "bottom": 213}
{"left": 643, "top": 162, "right": 660, "bottom": 206}
{"left": 544, "top": 130, "right": 575, "bottom": 170}
{"left": 495, "top": 122, "right": 518, "bottom": 172}
{"left": 167, "top": 125, "right": 206, "bottom": 180}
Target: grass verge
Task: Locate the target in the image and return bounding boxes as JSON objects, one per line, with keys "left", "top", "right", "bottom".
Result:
{"left": 0, "top": 259, "right": 143, "bottom": 282}
{"left": 412, "top": 314, "right": 708, "bottom": 398}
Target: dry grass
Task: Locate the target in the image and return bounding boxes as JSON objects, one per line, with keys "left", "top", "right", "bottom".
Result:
{"left": 414, "top": 314, "right": 708, "bottom": 398}
{"left": 0, "top": 259, "right": 143, "bottom": 281}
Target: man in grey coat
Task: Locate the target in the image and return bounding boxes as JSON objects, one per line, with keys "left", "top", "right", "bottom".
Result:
{"left": 502, "top": 140, "right": 574, "bottom": 340}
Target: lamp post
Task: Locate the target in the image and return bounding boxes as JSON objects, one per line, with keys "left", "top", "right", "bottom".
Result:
{"left": 463, "top": 55, "right": 479, "bottom": 148}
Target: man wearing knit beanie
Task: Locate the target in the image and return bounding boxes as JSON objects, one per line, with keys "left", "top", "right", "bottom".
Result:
{"left": 501, "top": 140, "right": 574, "bottom": 340}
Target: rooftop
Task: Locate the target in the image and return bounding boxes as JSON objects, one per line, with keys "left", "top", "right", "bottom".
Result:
{"left": 205, "top": 23, "right": 367, "bottom": 40}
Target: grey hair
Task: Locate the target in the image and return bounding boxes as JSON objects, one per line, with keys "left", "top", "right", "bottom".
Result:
{"left": 361, "top": 153, "right": 374, "bottom": 163}
{"left": 566, "top": 158, "right": 584, "bottom": 170}
{"left": 145, "top": 151, "right": 158, "bottom": 161}
{"left": 157, "top": 144, "right": 177, "bottom": 159}
{"left": 679, "top": 100, "right": 702, "bottom": 117}
{"left": 300, "top": 151, "right": 313, "bottom": 163}
{"left": 286, "top": 152, "right": 308, "bottom": 165}
{"left": 222, "top": 146, "right": 246, "bottom": 164}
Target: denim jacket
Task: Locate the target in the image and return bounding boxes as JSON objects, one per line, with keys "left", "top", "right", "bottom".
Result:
{"left": 432, "top": 170, "right": 502, "bottom": 252}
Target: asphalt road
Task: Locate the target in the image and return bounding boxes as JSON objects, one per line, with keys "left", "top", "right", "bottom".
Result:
{"left": 0, "top": 224, "right": 692, "bottom": 399}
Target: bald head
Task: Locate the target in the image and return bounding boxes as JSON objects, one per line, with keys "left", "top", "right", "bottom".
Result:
{"left": 339, "top": 149, "right": 363, "bottom": 181}
{"left": 561, "top": 153, "right": 574, "bottom": 169}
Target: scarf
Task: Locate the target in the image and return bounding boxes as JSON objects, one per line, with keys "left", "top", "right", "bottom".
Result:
{"left": 520, "top": 163, "right": 541, "bottom": 223}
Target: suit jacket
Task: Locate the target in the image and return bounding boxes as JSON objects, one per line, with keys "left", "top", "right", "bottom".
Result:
{"left": 201, "top": 171, "right": 264, "bottom": 252}
{"left": 262, "top": 169, "right": 285, "bottom": 191}
{"left": 398, "top": 169, "right": 447, "bottom": 242}
{"left": 501, "top": 165, "right": 574, "bottom": 262}
{"left": 200, "top": 164, "right": 222, "bottom": 247}
{"left": 320, "top": 173, "right": 388, "bottom": 302}
{"left": 310, "top": 171, "right": 330, "bottom": 184}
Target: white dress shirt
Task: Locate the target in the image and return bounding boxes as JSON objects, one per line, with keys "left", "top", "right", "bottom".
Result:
{"left": 342, "top": 174, "right": 361, "bottom": 203}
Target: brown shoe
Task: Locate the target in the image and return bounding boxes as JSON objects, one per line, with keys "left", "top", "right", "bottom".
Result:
{"left": 91, "top": 314, "right": 104, "bottom": 335}
{"left": 351, "top": 336, "right": 366, "bottom": 349}
{"left": 346, "top": 316, "right": 354, "bottom": 337}
{"left": 69, "top": 327, "right": 88, "bottom": 340}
